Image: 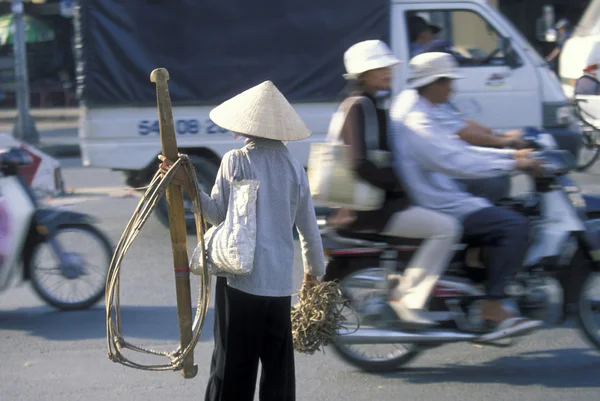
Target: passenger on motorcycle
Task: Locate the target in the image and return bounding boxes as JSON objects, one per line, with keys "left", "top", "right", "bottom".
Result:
{"left": 326, "top": 40, "right": 462, "bottom": 326}
{"left": 389, "top": 52, "right": 544, "bottom": 339}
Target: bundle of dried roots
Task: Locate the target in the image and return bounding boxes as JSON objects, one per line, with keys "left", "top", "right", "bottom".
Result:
{"left": 291, "top": 280, "right": 356, "bottom": 355}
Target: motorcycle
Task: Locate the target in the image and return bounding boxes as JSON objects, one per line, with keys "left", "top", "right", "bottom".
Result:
{"left": 321, "top": 132, "right": 600, "bottom": 372}
{"left": 0, "top": 147, "right": 113, "bottom": 310}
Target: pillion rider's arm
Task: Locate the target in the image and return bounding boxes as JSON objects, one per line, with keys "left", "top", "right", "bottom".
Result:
{"left": 341, "top": 102, "right": 403, "bottom": 193}
{"left": 439, "top": 103, "right": 510, "bottom": 148}
{"left": 457, "top": 119, "right": 512, "bottom": 148}
{"left": 396, "top": 111, "right": 516, "bottom": 179}
{"left": 460, "top": 119, "right": 525, "bottom": 149}
{"left": 425, "top": 106, "right": 517, "bottom": 158}
{"left": 295, "top": 170, "right": 325, "bottom": 278}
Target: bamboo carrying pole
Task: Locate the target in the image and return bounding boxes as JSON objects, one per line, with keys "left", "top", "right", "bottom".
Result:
{"left": 150, "top": 68, "right": 198, "bottom": 379}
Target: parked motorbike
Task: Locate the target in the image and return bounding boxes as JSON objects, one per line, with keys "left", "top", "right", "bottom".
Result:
{"left": 321, "top": 132, "right": 600, "bottom": 372}
{"left": 0, "top": 147, "right": 113, "bottom": 310}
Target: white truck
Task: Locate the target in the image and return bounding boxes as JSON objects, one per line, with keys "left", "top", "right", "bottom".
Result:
{"left": 75, "top": 0, "right": 582, "bottom": 228}
{"left": 558, "top": 0, "right": 600, "bottom": 98}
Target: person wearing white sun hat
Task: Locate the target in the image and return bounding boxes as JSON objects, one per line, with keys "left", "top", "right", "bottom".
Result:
{"left": 390, "top": 52, "right": 544, "bottom": 341}
{"left": 401, "top": 51, "right": 528, "bottom": 204}
{"left": 327, "top": 40, "right": 462, "bottom": 327}
{"left": 160, "top": 80, "right": 325, "bottom": 401}
{"left": 342, "top": 39, "right": 403, "bottom": 80}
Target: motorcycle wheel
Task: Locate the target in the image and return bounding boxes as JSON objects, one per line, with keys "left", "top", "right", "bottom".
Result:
{"left": 577, "top": 217, "right": 600, "bottom": 349}
{"left": 578, "top": 269, "right": 600, "bottom": 350}
{"left": 576, "top": 129, "right": 600, "bottom": 172}
{"left": 27, "top": 223, "right": 113, "bottom": 311}
{"left": 330, "top": 267, "right": 422, "bottom": 372}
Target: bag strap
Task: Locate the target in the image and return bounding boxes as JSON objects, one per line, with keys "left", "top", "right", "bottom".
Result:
{"left": 327, "top": 96, "right": 380, "bottom": 150}
{"left": 230, "top": 148, "right": 255, "bottom": 181}
{"left": 361, "top": 98, "right": 380, "bottom": 151}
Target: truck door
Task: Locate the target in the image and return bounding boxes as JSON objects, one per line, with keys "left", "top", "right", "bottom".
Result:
{"left": 391, "top": 2, "right": 542, "bottom": 131}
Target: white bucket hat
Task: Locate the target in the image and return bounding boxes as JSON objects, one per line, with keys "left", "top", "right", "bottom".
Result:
{"left": 343, "top": 40, "right": 401, "bottom": 80}
{"left": 209, "top": 80, "right": 311, "bottom": 142}
{"left": 407, "top": 52, "right": 463, "bottom": 89}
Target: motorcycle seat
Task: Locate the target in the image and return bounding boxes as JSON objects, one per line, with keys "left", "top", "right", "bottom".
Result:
{"left": 335, "top": 229, "right": 422, "bottom": 246}
{"left": 0, "top": 148, "right": 32, "bottom": 168}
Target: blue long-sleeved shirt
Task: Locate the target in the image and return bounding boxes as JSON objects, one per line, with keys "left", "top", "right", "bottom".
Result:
{"left": 389, "top": 90, "right": 516, "bottom": 221}
{"left": 199, "top": 138, "right": 325, "bottom": 296}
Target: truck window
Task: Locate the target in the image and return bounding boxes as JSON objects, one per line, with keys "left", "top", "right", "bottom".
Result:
{"left": 406, "top": 10, "right": 516, "bottom": 68}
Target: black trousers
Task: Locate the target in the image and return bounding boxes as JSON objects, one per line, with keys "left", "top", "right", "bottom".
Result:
{"left": 463, "top": 206, "right": 530, "bottom": 299}
{"left": 204, "top": 277, "right": 295, "bottom": 401}
{"left": 458, "top": 174, "right": 512, "bottom": 204}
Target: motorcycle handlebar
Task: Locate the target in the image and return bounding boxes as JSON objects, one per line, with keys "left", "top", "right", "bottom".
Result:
{"left": 529, "top": 150, "right": 573, "bottom": 177}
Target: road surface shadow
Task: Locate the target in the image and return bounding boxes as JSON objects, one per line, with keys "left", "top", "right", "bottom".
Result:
{"left": 0, "top": 305, "right": 214, "bottom": 342}
{"left": 377, "top": 348, "right": 600, "bottom": 388}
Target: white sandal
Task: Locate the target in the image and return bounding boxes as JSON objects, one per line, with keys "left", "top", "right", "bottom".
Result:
{"left": 388, "top": 301, "right": 437, "bottom": 326}
{"left": 478, "top": 317, "right": 543, "bottom": 342}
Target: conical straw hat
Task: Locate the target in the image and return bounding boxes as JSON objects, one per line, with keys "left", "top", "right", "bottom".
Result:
{"left": 209, "top": 80, "right": 312, "bottom": 141}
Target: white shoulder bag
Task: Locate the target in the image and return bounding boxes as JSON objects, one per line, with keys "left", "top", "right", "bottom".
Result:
{"left": 307, "top": 96, "right": 390, "bottom": 211}
{"left": 189, "top": 148, "right": 259, "bottom": 276}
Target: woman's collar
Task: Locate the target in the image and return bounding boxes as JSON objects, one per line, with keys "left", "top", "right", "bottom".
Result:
{"left": 244, "top": 137, "right": 286, "bottom": 149}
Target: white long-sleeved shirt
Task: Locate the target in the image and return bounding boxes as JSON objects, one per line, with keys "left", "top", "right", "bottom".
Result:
{"left": 389, "top": 91, "right": 517, "bottom": 221}
{"left": 199, "top": 137, "right": 325, "bottom": 297}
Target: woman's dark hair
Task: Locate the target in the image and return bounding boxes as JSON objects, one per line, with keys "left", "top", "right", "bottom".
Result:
{"left": 339, "top": 78, "right": 368, "bottom": 100}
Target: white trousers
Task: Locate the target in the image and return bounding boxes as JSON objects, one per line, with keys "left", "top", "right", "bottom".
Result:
{"left": 381, "top": 207, "right": 462, "bottom": 309}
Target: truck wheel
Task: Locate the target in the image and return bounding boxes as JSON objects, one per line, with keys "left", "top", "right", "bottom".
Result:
{"left": 155, "top": 154, "right": 219, "bottom": 233}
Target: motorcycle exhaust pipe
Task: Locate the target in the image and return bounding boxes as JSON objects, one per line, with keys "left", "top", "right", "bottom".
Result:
{"left": 335, "top": 328, "right": 478, "bottom": 345}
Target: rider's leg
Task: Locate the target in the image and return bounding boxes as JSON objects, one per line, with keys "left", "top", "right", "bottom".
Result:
{"left": 462, "top": 206, "right": 542, "bottom": 338}
{"left": 381, "top": 207, "right": 462, "bottom": 325}
{"left": 459, "top": 175, "right": 511, "bottom": 268}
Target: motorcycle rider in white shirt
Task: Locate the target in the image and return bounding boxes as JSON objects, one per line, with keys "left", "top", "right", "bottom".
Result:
{"left": 389, "top": 52, "right": 544, "bottom": 341}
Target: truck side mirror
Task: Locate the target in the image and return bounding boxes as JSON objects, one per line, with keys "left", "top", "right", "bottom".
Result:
{"left": 536, "top": 19, "right": 557, "bottom": 42}
{"left": 545, "top": 28, "right": 557, "bottom": 43}
{"left": 536, "top": 4, "right": 556, "bottom": 42}
{"left": 536, "top": 17, "right": 546, "bottom": 42}
{"left": 502, "top": 37, "right": 521, "bottom": 69}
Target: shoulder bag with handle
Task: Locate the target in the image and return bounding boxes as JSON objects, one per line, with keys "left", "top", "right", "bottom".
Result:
{"left": 307, "top": 96, "right": 391, "bottom": 211}
{"left": 189, "top": 147, "right": 260, "bottom": 276}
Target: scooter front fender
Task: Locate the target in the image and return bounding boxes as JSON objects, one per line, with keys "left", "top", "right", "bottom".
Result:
{"left": 33, "top": 208, "right": 96, "bottom": 234}
{"left": 21, "top": 209, "right": 97, "bottom": 281}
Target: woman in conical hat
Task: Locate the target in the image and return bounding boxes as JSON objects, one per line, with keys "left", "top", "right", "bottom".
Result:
{"left": 160, "top": 80, "right": 324, "bottom": 401}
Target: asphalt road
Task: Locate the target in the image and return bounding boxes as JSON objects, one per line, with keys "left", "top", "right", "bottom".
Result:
{"left": 1, "top": 157, "right": 600, "bottom": 401}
